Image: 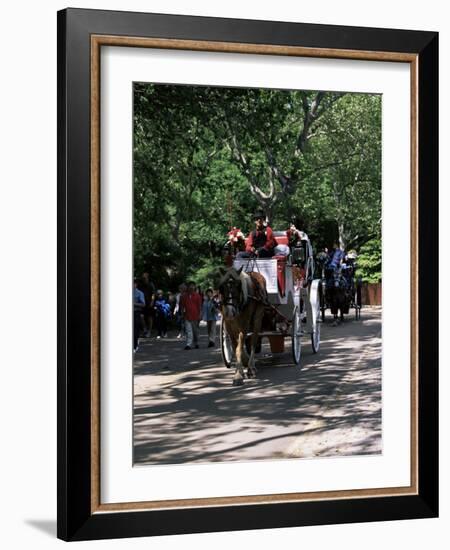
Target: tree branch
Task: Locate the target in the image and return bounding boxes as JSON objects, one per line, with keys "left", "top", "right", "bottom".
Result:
{"left": 296, "top": 92, "right": 346, "bottom": 155}
{"left": 222, "top": 112, "right": 276, "bottom": 205}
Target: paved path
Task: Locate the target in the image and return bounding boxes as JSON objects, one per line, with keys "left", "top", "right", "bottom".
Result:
{"left": 133, "top": 307, "right": 382, "bottom": 465}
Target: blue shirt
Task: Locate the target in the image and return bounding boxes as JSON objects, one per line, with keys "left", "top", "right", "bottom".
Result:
{"left": 154, "top": 298, "right": 171, "bottom": 318}
{"left": 328, "top": 248, "right": 345, "bottom": 269}
{"left": 202, "top": 298, "right": 218, "bottom": 321}
{"left": 134, "top": 288, "right": 145, "bottom": 306}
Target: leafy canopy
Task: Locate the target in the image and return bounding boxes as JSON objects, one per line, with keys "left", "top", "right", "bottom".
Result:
{"left": 133, "top": 83, "right": 382, "bottom": 290}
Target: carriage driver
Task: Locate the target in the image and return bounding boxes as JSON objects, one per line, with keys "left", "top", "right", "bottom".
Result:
{"left": 237, "top": 210, "right": 277, "bottom": 258}
{"left": 328, "top": 242, "right": 345, "bottom": 270}
{"left": 324, "top": 241, "right": 346, "bottom": 283}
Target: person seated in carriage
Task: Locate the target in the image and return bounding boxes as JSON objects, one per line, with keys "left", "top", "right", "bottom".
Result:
{"left": 223, "top": 227, "right": 246, "bottom": 266}
{"left": 226, "top": 227, "right": 246, "bottom": 254}
{"left": 285, "top": 219, "right": 310, "bottom": 256}
{"left": 237, "top": 209, "right": 277, "bottom": 258}
{"left": 328, "top": 242, "right": 345, "bottom": 268}
{"left": 286, "top": 220, "right": 308, "bottom": 248}
{"left": 344, "top": 250, "right": 358, "bottom": 266}
{"left": 341, "top": 250, "right": 358, "bottom": 288}
{"left": 325, "top": 242, "right": 346, "bottom": 285}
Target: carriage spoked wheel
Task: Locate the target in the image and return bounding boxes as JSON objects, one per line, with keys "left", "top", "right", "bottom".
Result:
{"left": 311, "top": 290, "right": 321, "bottom": 354}
{"left": 355, "top": 279, "right": 362, "bottom": 320}
{"left": 291, "top": 306, "right": 302, "bottom": 365}
{"left": 320, "top": 281, "right": 326, "bottom": 322}
{"left": 220, "top": 317, "right": 234, "bottom": 368}
{"left": 355, "top": 306, "right": 362, "bottom": 320}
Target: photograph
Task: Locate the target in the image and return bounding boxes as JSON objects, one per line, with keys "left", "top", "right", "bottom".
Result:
{"left": 132, "top": 83, "right": 382, "bottom": 466}
{"left": 54, "top": 5, "right": 439, "bottom": 541}
{"left": 0, "top": 0, "right": 445, "bottom": 546}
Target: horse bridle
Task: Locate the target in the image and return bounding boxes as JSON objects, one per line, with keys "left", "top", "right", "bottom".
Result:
{"left": 220, "top": 277, "right": 245, "bottom": 314}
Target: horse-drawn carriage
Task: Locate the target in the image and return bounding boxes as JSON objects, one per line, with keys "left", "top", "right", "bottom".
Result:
{"left": 219, "top": 230, "right": 321, "bottom": 384}
{"left": 317, "top": 250, "right": 362, "bottom": 322}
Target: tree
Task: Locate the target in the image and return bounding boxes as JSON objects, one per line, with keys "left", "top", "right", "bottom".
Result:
{"left": 356, "top": 238, "right": 382, "bottom": 283}
{"left": 203, "top": 88, "right": 346, "bottom": 220}
{"left": 133, "top": 83, "right": 382, "bottom": 289}
{"left": 299, "top": 93, "right": 381, "bottom": 249}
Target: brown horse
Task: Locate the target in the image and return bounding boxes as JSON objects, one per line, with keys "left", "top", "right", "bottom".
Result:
{"left": 217, "top": 266, "right": 267, "bottom": 386}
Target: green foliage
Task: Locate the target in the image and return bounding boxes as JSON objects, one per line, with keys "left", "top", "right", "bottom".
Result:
{"left": 356, "top": 238, "right": 382, "bottom": 283}
{"left": 133, "top": 83, "right": 382, "bottom": 290}
{"left": 189, "top": 257, "right": 221, "bottom": 291}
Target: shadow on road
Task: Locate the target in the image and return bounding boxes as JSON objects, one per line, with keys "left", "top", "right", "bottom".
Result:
{"left": 133, "top": 308, "right": 382, "bottom": 465}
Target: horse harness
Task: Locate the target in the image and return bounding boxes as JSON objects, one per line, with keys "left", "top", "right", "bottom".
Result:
{"left": 220, "top": 267, "right": 292, "bottom": 326}
{"left": 220, "top": 271, "right": 264, "bottom": 313}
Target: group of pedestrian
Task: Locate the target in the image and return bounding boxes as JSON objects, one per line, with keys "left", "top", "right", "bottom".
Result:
{"left": 134, "top": 273, "right": 175, "bottom": 353}
{"left": 133, "top": 273, "right": 220, "bottom": 353}
{"left": 134, "top": 272, "right": 172, "bottom": 344}
{"left": 177, "top": 283, "right": 221, "bottom": 350}
{"left": 174, "top": 282, "right": 221, "bottom": 350}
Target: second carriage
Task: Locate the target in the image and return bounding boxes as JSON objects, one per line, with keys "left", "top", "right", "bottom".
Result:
{"left": 317, "top": 250, "right": 363, "bottom": 322}
{"left": 220, "top": 230, "right": 322, "bottom": 368}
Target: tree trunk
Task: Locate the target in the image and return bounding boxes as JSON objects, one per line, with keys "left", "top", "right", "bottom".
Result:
{"left": 338, "top": 222, "right": 347, "bottom": 250}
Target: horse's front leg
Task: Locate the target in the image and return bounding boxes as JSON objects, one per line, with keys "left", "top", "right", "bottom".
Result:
{"left": 233, "top": 332, "right": 245, "bottom": 386}
{"left": 247, "top": 308, "right": 263, "bottom": 379}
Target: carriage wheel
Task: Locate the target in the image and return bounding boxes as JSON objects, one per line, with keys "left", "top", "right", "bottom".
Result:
{"left": 292, "top": 306, "right": 302, "bottom": 365}
{"left": 220, "top": 318, "right": 234, "bottom": 368}
{"left": 354, "top": 299, "right": 360, "bottom": 320}
{"left": 320, "top": 281, "right": 326, "bottom": 322}
{"left": 355, "top": 279, "right": 362, "bottom": 320}
{"left": 311, "top": 290, "right": 321, "bottom": 354}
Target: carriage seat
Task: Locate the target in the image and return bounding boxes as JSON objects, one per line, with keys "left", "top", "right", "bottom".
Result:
{"left": 272, "top": 233, "right": 291, "bottom": 296}
{"left": 243, "top": 231, "right": 289, "bottom": 253}
{"left": 243, "top": 231, "right": 290, "bottom": 295}
{"left": 274, "top": 233, "right": 289, "bottom": 247}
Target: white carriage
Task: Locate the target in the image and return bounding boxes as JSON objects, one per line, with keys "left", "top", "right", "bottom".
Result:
{"left": 220, "top": 230, "right": 322, "bottom": 368}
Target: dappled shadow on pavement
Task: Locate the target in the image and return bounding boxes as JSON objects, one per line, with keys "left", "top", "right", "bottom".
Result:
{"left": 133, "top": 308, "right": 382, "bottom": 465}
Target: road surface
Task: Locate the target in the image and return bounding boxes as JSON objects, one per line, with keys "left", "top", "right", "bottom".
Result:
{"left": 133, "top": 307, "right": 381, "bottom": 465}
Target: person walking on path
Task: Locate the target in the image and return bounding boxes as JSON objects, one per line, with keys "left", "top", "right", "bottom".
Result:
{"left": 153, "top": 290, "right": 171, "bottom": 339}
{"left": 180, "top": 281, "right": 202, "bottom": 350}
{"left": 139, "top": 272, "right": 155, "bottom": 337}
{"left": 202, "top": 288, "right": 219, "bottom": 348}
{"left": 133, "top": 279, "right": 146, "bottom": 352}
{"left": 174, "top": 283, "right": 187, "bottom": 339}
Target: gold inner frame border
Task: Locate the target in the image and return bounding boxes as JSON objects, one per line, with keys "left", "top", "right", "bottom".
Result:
{"left": 90, "top": 34, "right": 419, "bottom": 514}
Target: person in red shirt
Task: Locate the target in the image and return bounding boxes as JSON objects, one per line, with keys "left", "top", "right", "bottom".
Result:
{"left": 180, "top": 281, "right": 202, "bottom": 350}
{"left": 238, "top": 210, "right": 277, "bottom": 258}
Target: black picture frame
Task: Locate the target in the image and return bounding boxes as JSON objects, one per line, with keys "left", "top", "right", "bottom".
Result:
{"left": 57, "top": 7, "right": 438, "bottom": 542}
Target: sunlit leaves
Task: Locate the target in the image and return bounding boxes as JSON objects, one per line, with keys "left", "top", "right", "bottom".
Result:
{"left": 133, "top": 83, "right": 381, "bottom": 288}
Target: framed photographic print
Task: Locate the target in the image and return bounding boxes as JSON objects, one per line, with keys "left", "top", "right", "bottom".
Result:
{"left": 57, "top": 8, "right": 438, "bottom": 541}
